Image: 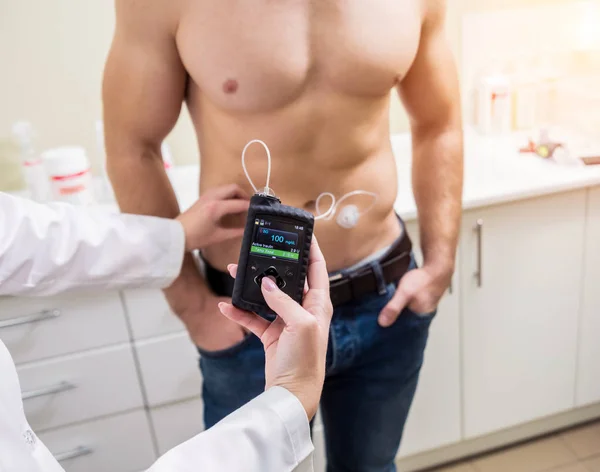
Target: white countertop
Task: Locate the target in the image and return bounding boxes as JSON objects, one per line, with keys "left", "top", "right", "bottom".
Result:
{"left": 169, "top": 129, "right": 600, "bottom": 222}
{"left": 11, "top": 129, "right": 600, "bottom": 221}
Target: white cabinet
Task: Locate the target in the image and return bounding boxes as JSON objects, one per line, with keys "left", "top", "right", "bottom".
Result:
{"left": 0, "top": 292, "right": 128, "bottom": 364}
{"left": 398, "top": 221, "right": 462, "bottom": 457}
{"left": 135, "top": 332, "right": 202, "bottom": 407}
{"left": 150, "top": 398, "right": 204, "bottom": 455}
{"left": 19, "top": 344, "right": 144, "bottom": 431}
{"left": 123, "top": 289, "right": 185, "bottom": 340}
{"left": 577, "top": 186, "right": 600, "bottom": 406}
{"left": 39, "top": 409, "right": 155, "bottom": 472}
{"left": 461, "top": 190, "right": 586, "bottom": 438}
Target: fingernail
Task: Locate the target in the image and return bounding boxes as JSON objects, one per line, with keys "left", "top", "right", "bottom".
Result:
{"left": 218, "top": 302, "right": 227, "bottom": 313}
{"left": 262, "top": 277, "right": 277, "bottom": 292}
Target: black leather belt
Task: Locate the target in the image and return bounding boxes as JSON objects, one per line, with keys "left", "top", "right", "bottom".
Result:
{"left": 328, "top": 231, "right": 412, "bottom": 307}
{"left": 203, "top": 227, "right": 412, "bottom": 308}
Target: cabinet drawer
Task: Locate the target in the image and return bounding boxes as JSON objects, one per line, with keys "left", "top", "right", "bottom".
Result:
{"left": 150, "top": 398, "right": 204, "bottom": 455}
{"left": 136, "top": 332, "right": 201, "bottom": 406}
{"left": 123, "top": 289, "right": 185, "bottom": 340}
{"left": 0, "top": 292, "right": 129, "bottom": 364}
{"left": 39, "top": 409, "right": 156, "bottom": 472}
{"left": 18, "top": 344, "right": 144, "bottom": 431}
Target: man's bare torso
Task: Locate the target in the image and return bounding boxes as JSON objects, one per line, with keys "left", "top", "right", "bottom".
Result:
{"left": 176, "top": 0, "right": 424, "bottom": 271}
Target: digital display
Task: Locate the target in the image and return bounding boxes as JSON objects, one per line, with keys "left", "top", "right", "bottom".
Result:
{"left": 250, "top": 217, "right": 304, "bottom": 262}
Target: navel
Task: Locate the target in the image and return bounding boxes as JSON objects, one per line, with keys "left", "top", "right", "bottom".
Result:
{"left": 223, "top": 79, "right": 239, "bottom": 94}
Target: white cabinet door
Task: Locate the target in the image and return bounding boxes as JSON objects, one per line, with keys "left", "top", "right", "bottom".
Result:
{"left": 398, "top": 220, "right": 462, "bottom": 457}
{"left": 0, "top": 292, "right": 128, "bottom": 364}
{"left": 19, "top": 344, "right": 144, "bottom": 431}
{"left": 123, "top": 289, "right": 186, "bottom": 340}
{"left": 136, "top": 332, "right": 202, "bottom": 407}
{"left": 461, "top": 190, "right": 586, "bottom": 438}
{"left": 150, "top": 398, "right": 204, "bottom": 455}
{"left": 577, "top": 186, "right": 600, "bottom": 406}
{"left": 39, "top": 409, "right": 156, "bottom": 472}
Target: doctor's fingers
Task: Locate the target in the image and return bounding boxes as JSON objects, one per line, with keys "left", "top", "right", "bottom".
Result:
{"left": 261, "top": 278, "right": 315, "bottom": 328}
{"left": 306, "top": 237, "right": 329, "bottom": 291}
{"left": 212, "top": 199, "right": 250, "bottom": 221}
{"left": 227, "top": 264, "right": 238, "bottom": 279}
{"left": 205, "top": 183, "right": 250, "bottom": 201}
{"left": 303, "top": 237, "right": 333, "bottom": 324}
{"left": 218, "top": 302, "right": 270, "bottom": 338}
{"left": 229, "top": 263, "right": 309, "bottom": 296}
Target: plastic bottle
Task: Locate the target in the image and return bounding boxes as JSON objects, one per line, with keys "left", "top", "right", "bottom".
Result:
{"left": 42, "top": 146, "right": 95, "bottom": 205}
{"left": 477, "top": 75, "right": 512, "bottom": 135}
{"left": 11, "top": 121, "right": 50, "bottom": 201}
{"left": 95, "top": 120, "right": 114, "bottom": 202}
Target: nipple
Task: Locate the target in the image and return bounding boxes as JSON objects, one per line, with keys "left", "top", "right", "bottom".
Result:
{"left": 223, "top": 79, "right": 239, "bottom": 94}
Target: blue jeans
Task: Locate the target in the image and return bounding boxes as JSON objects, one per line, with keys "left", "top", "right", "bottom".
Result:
{"left": 198, "top": 260, "right": 435, "bottom": 472}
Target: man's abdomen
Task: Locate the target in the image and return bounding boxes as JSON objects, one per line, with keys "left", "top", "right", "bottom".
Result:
{"left": 200, "top": 150, "right": 401, "bottom": 272}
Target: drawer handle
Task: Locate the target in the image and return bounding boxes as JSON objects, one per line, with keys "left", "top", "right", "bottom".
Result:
{"left": 22, "top": 381, "right": 76, "bottom": 400}
{"left": 0, "top": 309, "right": 61, "bottom": 329}
{"left": 55, "top": 445, "right": 93, "bottom": 462}
{"left": 474, "top": 219, "right": 484, "bottom": 287}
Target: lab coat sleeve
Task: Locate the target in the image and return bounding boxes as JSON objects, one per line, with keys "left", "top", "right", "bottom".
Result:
{"left": 147, "top": 386, "right": 314, "bottom": 472}
{"left": 0, "top": 193, "right": 185, "bottom": 296}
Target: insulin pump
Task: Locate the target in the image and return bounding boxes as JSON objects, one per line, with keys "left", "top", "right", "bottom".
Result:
{"left": 232, "top": 192, "right": 314, "bottom": 317}
{"left": 231, "top": 140, "right": 315, "bottom": 318}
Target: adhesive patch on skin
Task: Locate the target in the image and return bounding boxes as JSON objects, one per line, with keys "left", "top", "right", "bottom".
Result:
{"left": 336, "top": 204, "right": 361, "bottom": 229}
{"left": 223, "top": 79, "right": 239, "bottom": 94}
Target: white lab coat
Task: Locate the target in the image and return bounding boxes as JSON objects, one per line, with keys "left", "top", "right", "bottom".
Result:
{"left": 0, "top": 192, "right": 313, "bottom": 472}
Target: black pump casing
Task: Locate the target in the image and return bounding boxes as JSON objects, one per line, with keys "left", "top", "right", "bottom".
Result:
{"left": 232, "top": 193, "right": 314, "bottom": 318}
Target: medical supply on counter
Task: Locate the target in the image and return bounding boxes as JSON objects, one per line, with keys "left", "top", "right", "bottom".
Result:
{"left": 477, "top": 75, "right": 512, "bottom": 135}
{"left": 42, "top": 146, "right": 95, "bottom": 205}
{"left": 11, "top": 121, "right": 49, "bottom": 201}
{"left": 95, "top": 120, "right": 114, "bottom": 201}
{"left": 519, "top": 129, "right": 582, "bottom": 166}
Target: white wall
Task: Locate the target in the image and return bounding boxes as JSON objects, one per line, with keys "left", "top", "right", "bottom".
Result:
{"left": 0, "top": 0, "right": 583, "bottom": 190}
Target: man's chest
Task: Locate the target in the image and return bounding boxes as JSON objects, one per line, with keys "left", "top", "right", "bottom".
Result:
{"left": 177, "top": 0, "right": 423, "bottom": 111}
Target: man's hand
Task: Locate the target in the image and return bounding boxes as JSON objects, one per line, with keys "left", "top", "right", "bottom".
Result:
{"left": 218, "top": 238, "right": 333, "bottom": 420}
{"left": 163, "top": 260, "right": 247, "bottom": 351}
{"left": 378, "top": 264, "right": 451, "bottom": 327}
{"left": 176, "top": 184, "right": 249, "bottom": 251}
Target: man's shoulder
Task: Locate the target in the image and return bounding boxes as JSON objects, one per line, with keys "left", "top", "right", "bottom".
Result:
{"left": 115, "top": 0, "right": 182, "bottom": 33}
{"left": 422, "top": 0, "right": 447, "bottom": 24}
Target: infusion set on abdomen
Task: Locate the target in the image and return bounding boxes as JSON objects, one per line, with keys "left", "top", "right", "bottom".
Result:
{"left": 316, "top": 190, "right": 378, "bottom": 229}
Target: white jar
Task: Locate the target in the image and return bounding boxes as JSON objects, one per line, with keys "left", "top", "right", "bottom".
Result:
{"left": 42, "top": 146, "right": 95, "bottom": 205}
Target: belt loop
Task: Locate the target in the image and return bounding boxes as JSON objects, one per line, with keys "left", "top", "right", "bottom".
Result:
{"left": 369, "top": 261, "right": 388, "bottom": 296}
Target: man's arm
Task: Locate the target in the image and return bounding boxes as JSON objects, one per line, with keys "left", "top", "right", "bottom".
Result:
{"left": 103, "top": 0, "right": 246, "bottom": 349}
{"left": 379, "top": 0, "right": 463, "bottom": 325}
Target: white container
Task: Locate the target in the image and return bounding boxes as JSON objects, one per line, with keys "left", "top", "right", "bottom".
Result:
{"left": 95, "top": 120, "right": 114, "bottom": 202}
{"left": 11, "top": 121, "right": 50, "bottom": 202}
{"left": 42, "top": 146, "right": 95, "bottom": 205}
{"left": 477, "top": 75, "right": 512, "bottom": 135}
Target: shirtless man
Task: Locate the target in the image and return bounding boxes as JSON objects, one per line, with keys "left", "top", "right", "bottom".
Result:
{"left": 103, "top": 0, "right": 463, "bottom": 470}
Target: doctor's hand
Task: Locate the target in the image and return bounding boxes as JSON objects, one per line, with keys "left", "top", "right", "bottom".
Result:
{"left": 218, "top": 238, "right": 333, "bottom": 420}
{"left": 176, "top": 184, "right": 249, "bottom": 251}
